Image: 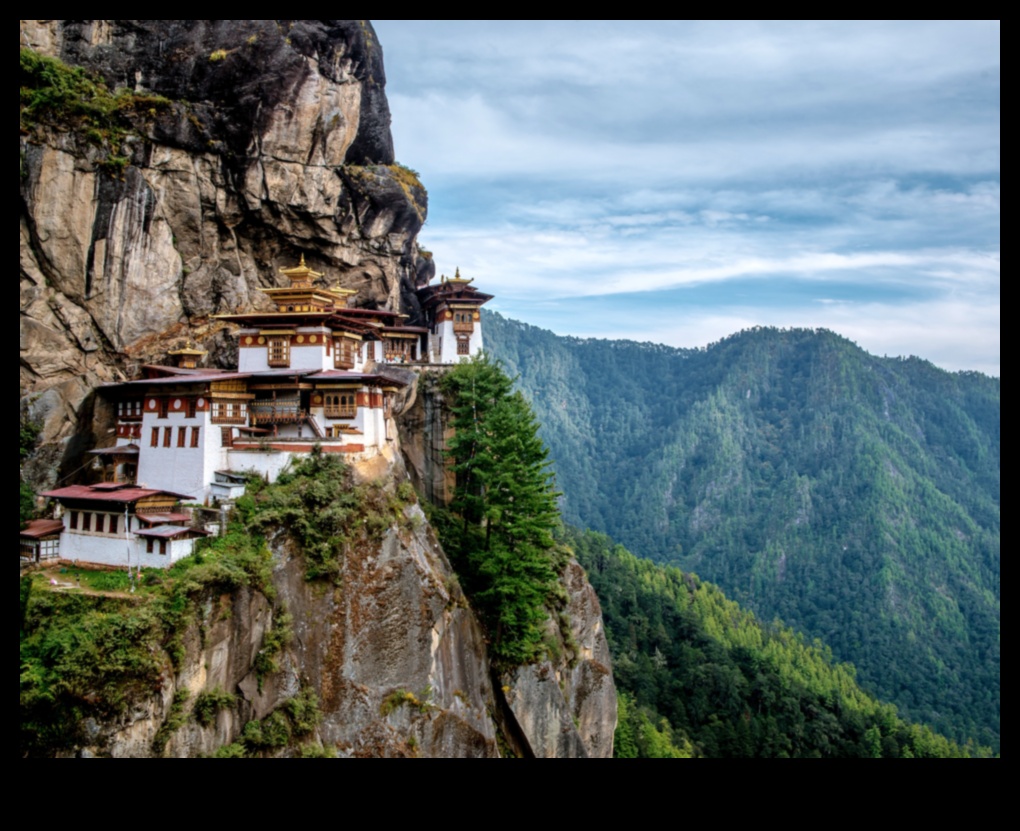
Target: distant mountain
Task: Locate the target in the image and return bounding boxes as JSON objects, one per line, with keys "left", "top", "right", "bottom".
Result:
{"left": 484, "top": 311, "right": 1000, "bottom": 750}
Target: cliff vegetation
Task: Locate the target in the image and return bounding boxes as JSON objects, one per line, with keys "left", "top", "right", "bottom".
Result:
{"left": 22, "top": 453, "right": 441, "bottom": 757}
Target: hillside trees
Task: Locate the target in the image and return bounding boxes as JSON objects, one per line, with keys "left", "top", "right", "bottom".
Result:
{"left": 566, "top": 527, "right": 986, "bottom": 758}
{"left": 438, "top": 356, "right": 562, "bottom": 666}
{"left": 485, "top": 313, "right": 1000, "bottom": 750}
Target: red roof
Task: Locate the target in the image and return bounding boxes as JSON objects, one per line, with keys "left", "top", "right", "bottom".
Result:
{"left": 137, "top": 513, "right": 193, "bottom": 525}
{"left": 89, "top": 446, "right": 140, "bottom": 457}
{"left": 136, "top": 525, "right": 208, "bottom": 539}
{"left": 307, "top": 370, "right": 408, "bottom": 386}
{"left": 40, "top": 485, "right": 193, "bottom": 503}
{"left": 332, "top": 308, "right": 403, "bottom": 318}
{"left": 20, "top": 519, "right": 65, "bottom": 539}
{"left": 122, "top": 372, "right": 251, "bottom": 386}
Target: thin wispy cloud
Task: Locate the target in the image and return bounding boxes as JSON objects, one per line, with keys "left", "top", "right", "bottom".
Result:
{"left": 373, "top": 20, "right": 1000, "bottom": 375}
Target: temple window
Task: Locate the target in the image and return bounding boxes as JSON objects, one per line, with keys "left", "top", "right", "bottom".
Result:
{"left": 191, "top": 427, "right": 200, "bottom": 448}
{"left": 324, "top": 393, "right": 357, "bottom": 419}
{"left": 177, "top": 426, "right": 187, "bottom": 448}
{"left": 457, "top": 338, "right": 471, "bottom": 355}
{"left": 212, "top": 401, "right": 247, "bottom": 425}
{"left": 267, "top": 337, "right": 290, "bottom": 367}
{"left": 334, "top": 338, "right": 356, "bottom": 370}
{"left": 151, "top": 427, "right": 160, "bottom": 447}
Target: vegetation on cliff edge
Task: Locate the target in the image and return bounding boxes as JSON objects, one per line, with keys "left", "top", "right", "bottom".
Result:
{"left": 20, "top": 452, "right": 401, "bottom": 756}
{"left": 20, "top": 47, "right": 172, "bottom": 173}
{"left": 429, "top": 356, "right": 568, "bottom": 668}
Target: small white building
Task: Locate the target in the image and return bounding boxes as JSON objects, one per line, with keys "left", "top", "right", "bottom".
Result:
{"left": 39, "top": 484, "right": 207, "bottom": 569}
{"left": 417, "top": 270, "right": 492, "bottom": 363}
{"left": 20, "top": 519, "right": 64, "bottom": 565}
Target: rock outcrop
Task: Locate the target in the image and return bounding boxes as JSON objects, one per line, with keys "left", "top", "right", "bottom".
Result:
{"left": 94, "top": 492, "right": 500, "bottom": 757}
{"left": 396, "top": 369, "right": 617, "bottom": 757}
{"left": 66, "top": 453, "right": 613, "bottom": 758}
{"left": 21, "top": 20, "right": 427, "bottom": 487}
{"left": 20, "top": 20, "right": 616, "bottom": 758}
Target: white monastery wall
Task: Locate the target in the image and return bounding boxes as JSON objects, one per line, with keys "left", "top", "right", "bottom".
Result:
{"left": 137, "top": 409, "right": 218, "bottom": 501}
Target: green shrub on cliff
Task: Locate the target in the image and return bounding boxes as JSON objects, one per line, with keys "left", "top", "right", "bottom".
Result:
{"left": 20, "top": 47, "right": 171, "bottom": 172}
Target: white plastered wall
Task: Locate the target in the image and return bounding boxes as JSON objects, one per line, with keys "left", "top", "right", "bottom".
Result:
{"left": 137, "top": 408, "right": 219, "bottom": 502}
{"left": 58, "top": 513, "right": 195, "bottom": 569}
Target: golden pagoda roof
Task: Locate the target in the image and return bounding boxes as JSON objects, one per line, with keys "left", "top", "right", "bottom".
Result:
{"left": 167, "top": 343, "right": 207, "bottom": 357}
{"left": 442, "top": 267, "right": 473, "bottom": 286}
{"left": 279, "top": 254, "right": 324, "bottom": 285}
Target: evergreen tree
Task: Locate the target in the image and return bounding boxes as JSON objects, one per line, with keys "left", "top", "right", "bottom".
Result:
{"left": 440, "top": 356, "right": 561, "bottom": 666}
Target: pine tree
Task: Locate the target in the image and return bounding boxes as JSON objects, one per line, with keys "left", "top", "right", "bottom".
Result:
{"left": 440, "top": 355, "right": 561, "bottom": 665}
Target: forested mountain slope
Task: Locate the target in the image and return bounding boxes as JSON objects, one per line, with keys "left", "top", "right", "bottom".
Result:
{"left": 566, "top": 528, "right": 987, "bottom": 757}
{"left": 485, "top": 312, "right": 1000, "bottom": 750}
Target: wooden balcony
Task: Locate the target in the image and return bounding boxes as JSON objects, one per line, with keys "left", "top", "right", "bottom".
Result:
{"left": 250, "top": 397, "right": 305, "bottom": 425}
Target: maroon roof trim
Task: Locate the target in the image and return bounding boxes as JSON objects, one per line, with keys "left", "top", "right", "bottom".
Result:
{"left": 20, "top": 519, "right": 65, "bottom": 539}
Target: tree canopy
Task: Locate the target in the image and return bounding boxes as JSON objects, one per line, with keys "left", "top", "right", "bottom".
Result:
{"left": 438, "top": 355, "right": 563, "bottom": 666}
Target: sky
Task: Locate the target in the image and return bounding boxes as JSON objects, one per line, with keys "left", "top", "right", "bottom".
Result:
{"left": 372, "top": 20, "right": 1000, "bottom": 376}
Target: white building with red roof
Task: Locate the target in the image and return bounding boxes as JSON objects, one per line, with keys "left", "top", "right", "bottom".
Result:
{"left": 36, "top": 258, "right": 493, "bottom": 552}
{"left": 39, "top": 484, "right": 207, "bottom": 569}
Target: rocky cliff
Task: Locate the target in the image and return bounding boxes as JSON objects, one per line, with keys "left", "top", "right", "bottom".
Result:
{"left": 20, "top": 20, "right": 616, "bottom": 758}
{"left": 20, "top": 19, "right": 432, "bottom": 487}
{"left": 25, "top": 451, "right": 615, "bottom": 758}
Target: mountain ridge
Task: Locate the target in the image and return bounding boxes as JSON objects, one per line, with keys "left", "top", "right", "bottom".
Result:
{"left": 484, "top": 309, "right": 1000, "bottom": 750}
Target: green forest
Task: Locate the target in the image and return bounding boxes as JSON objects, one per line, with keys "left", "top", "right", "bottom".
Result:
{"left": 567, "top": 527, "right": 988, "bottom": 757}
{"left": 485, "top": 312, "right": 1000, "bottom": 751}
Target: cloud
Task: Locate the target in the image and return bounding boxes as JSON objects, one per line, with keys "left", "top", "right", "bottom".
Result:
{"left": 374, "top": 20, "right": 1000, "bottom": 374}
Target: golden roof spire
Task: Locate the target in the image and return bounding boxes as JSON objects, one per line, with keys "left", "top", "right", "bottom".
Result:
{"left": 168, "top": 341, "right": 207, "bottom": 368}
{"left": 279, "top": 255, "right": 324, "bottom": 288}
{"left": 450, "top": 266, "right": 473, "bottom": 285}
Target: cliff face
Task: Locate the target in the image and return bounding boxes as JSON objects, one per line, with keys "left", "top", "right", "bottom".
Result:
{"left": 20, "top": 21, "right": 616, "bottom": 757}
{"left": 90, "top": 457, "right": 500, "bottom": 758}
{"left": 53, "top": 452, "right": 614, "bottom": 758}
{"left": 20, "top": 19, "right": 431, "bottom": 487}
{"left": 397, "top": 371, "right": 618, "bottom": 757}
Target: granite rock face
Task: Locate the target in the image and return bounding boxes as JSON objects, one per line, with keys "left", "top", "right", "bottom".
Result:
{"left": 20, "top": 20, "right": 426, "bottom": 487}
{"left": 71, "top": 454, "right": 614, "bottom": 758}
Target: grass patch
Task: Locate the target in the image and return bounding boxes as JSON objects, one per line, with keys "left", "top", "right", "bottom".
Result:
{"left": 208, "top": 688, "right": 323, "bottom": 758}
{"left": 380, "top": 686, "right": 433, "bottom": 717}
{"left": 193, "top": 687, "right": 237, "bottom": 727}
{"left": 20, "top": 47, "right": 173, "bottom": 176}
